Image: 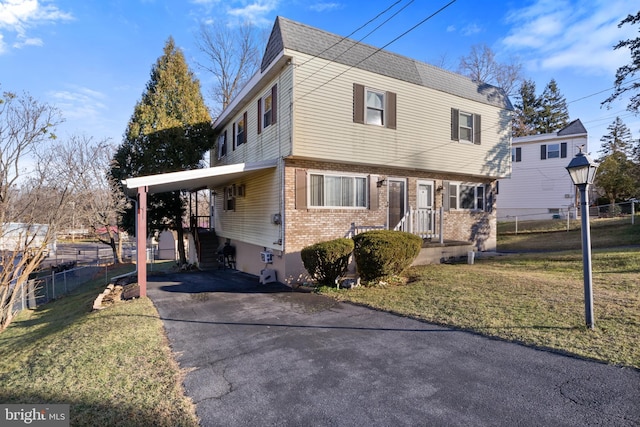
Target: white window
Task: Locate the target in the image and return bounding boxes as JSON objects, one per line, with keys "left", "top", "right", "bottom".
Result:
{"left": 263, "top": 93, "right": 273, "bottom": 128}
{"left": 547, "top": 143, "right": 560, "bottom": 158}
{"left": 217, "top": 132, "right": 227, "bottom": 159}
{"left": 366, "top": 89, "right": 385, "bottom": 126}
{"left": 448, "top": 182, "right": 485, "bottom": 210}
{"left": 459, "top": 112, "right": 474, "bottom": 142}
{"left": 451, "top": 108, "right": 481, "bottom": 144}
{"left": 235, "top": 114, "right": 246, "bottom": 147}
{"left": 309, "top": 173, "right": 367, "bottom": 208}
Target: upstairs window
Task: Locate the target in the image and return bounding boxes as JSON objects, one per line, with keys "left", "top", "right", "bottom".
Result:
{"left": 366, "top": 89, "right": 385, "bottom": 126}
{"left": 353, "top": 83, "right": 396, "bottom": 129}
{"left": 217, "top": 131, "right": 227, "bottom": 159}
{"left": 540, "top": 142, "right": 567, "bottom": 160}
{"left": 233, "top": 112, "right": 247, "bottom": 149}
{"left": 451, "top": 108, "right": 481, "bottom": 144}
{"left": 512, "top": 147, "right": 521, "bottom": 162}
{"left": 263, "top": 93, "right": 273, "bottom": 127}
{"left": 258, "top": 84, "right": 277, "bottom": 134}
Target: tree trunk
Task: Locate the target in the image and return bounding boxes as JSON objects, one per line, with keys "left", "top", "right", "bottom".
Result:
{"left": 117, "top": 235, "right": 124, "bottom": 264}
{"left": 176, "top": 226, "right": 187, "bottom": 265}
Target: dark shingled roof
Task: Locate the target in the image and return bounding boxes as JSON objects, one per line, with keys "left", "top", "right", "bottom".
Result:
{"left": 262, "top": 16, "right": 513, "bottom": 110}
{"left": 557, "top": 119, "right": 587, "bottom": 136}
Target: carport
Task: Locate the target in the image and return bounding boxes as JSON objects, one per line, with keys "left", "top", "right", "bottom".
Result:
{"left": 121, "top": 159, "right": 278, "bottom": 297}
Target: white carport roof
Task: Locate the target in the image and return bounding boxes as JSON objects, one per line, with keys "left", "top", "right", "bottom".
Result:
{"left": 122, "top": 159, "right": 278, "bottom": 195}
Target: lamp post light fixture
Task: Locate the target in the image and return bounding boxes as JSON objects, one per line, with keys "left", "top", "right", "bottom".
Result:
{"left": 565, "top": 146, "right": 598, "bottom": 329}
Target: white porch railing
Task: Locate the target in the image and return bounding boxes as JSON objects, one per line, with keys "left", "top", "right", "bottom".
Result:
{"left": 347, "top": 207, "right": 443, "bottom": 242}
{"left": 393, "top": 207, "right": 442, "bottom": 242}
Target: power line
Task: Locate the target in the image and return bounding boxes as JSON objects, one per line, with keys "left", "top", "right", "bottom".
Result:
{"left": 295, "top": 0, "right": 416, "bottom": 88}
{"left": 295, "top": 0, "right": 458, "bottom": 103}
{"left": 296, "top": 0, "right": 407, "bottom": 69}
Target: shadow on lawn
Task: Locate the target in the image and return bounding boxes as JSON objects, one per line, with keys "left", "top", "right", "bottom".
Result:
{"left": 0, "top": 391, "right": 194, "bottom": 427}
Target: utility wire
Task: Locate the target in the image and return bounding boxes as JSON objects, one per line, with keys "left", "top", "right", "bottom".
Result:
{"left": 296, "top": 0, "right": 406, "bottom": 69}
{"left": 295, "top": 0, "right": 416, "bottom": 88}
{"left": 295, "top": 0, "right": 457, "bottom": 102}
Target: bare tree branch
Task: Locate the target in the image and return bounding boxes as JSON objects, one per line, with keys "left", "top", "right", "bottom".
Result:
{"left": 194, "top": 20, "right": 262, "bottom": 113}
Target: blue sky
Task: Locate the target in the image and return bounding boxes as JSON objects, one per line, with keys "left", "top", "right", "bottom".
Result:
{"left": 1, "top": 0, "right": 638, "bottom": 154}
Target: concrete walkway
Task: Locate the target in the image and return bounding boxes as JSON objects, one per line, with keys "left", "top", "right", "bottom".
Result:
{"left": 147, "top": 270, "right": 640, "bottom": 427}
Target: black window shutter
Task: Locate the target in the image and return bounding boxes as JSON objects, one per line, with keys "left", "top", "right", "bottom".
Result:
{"left": 540, "top": 144, "right": 547, "bottom": 160}
{"left": 560, "top": 142, "right": 567, "bottom": 158}
{"left": 272, "top": 84, "right": 278, "bottom": 124}
{"left": 473, "top": 114, "right": 481, "bottom": 145}
{"left": 386, "top": 91, "right": 397, "bottom": 129}
{"left": 451, "top": 109, "right": 459, "bottom": 141}
{"left": 257, "top": 99, "right": 262, "bottom": 135}
{"left": 353, "top": 83, "right": 364, "bottom": 124}
{"left": 515, "top": 147, "right": 522, "bottom": 162}
{"left": 232, "top": 123, "right": 236, "bottom": 150}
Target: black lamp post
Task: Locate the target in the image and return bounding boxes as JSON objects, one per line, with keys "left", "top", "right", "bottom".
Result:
{"left": 566, "top": 146, "right": 598, "bottom": 329}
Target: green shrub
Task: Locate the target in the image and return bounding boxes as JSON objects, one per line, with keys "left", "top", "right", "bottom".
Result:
{"left": 352, "top": 230, "right": 422, "bottom": 282}
{"left": 300, "top": 238, "right": 354, "bottom": 286}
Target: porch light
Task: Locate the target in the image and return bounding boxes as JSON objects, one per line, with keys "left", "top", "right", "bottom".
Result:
{"left": 565, "top": 146, "right": 598, "bottom": 329}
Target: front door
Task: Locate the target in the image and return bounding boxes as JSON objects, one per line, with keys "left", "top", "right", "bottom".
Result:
{"left": 417, "top": 181, "right": 433, "bottom": 210}
{"left": 388, "top": 179, "right": 406, "bottom": 230}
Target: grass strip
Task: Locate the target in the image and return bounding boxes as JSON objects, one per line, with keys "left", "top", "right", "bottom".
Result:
{"left": 0, "top": 263, "right": 199, "bottom": 427}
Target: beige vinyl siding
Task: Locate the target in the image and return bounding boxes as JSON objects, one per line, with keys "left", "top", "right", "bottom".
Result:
{"left": 215, "top": 167, "right": 282, "bottom": 249}
{"left": 212, "top": 65, "right": 293, "bottom": 166}
{"left": 290, "top": 52, "right": 510, "bottom": 178}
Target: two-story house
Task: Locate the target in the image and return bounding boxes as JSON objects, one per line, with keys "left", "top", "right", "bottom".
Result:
{"left": 124, "top": 17, "right": 513, "bottom": 287}
{"left": 498, "top": 119, "right": 588, "bottom": 221}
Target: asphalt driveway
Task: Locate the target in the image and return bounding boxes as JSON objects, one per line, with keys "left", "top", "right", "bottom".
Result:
{"left": 147, "top": 270, "right": 640, "bottom": 427}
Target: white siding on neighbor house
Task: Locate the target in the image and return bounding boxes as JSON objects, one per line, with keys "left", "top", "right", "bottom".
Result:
{"left": 214, "top": 167, "right": 282, "bottom": 250}
{"left": 211, "top": 65, "right": 294, "bottom": 167}
{"left": 289, "top": 52, "right": 511, "bottom": 179}
{"left": 498, "top": 134, "right": 588, "bottom": 218}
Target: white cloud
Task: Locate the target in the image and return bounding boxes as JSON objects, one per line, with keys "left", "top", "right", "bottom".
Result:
{"left": 461, "top": 23, "right": 482, "bottom": 36}
{"left": 0, "top": 0, "right": 72, "bottom": 52}
{"left": 308, "top": 2, "right": 342, "bottom": 12}
{"left": 48, "top": 86, "right": 107, "bottom": 122}
{"left": 501, "top": 0, "right": 637, "bottom": 75}
{"left": 227, "top": 0, "right": 279, "bottom": 27}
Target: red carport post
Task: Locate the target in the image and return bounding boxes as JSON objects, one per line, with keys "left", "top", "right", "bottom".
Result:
{"left": 137, "top": 186, "right": 148, "bottom": 297}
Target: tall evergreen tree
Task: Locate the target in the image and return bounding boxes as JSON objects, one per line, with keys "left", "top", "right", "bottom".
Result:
{"left": 512, "top": 79, "right": 539, "bottom": 137}
{"left": 598, "top": 117, "right": 634, "bottom": 158}
{"left": 111, "top": 37, "right": 213, "bottom": 265}
{"left": 536, "top": 79, "right": 569, "bottom": 134}
{"left": 595, "top": 117, "right": 638, "bottom": 205}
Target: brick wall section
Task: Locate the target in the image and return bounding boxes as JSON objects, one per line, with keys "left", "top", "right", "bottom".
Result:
{"left": 284, "top": 158, "right": 498, "bottom": 253}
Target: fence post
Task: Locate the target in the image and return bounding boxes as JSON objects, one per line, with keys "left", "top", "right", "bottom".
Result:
{"left": 515, "top": 217, "right": 518, "bottom": 235}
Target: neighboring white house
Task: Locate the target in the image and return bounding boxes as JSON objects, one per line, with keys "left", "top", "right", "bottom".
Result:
{"left": 498, "top": 119, "right": 588, "bottom": 221}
